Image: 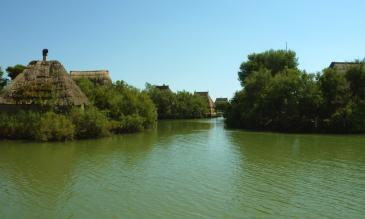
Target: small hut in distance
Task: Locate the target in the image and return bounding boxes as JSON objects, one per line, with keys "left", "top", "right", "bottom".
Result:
{"left": 215, "top": 97, "right": 228, "bottom": 102}
{"left": 329, "top": 62, "right": 365, "bottom": 74}
{"left": 155, "top": 84, "right": 171, "bottom": 92}
{"left": 194, "top": 91, "right": 216, "bottom": 117}
{"left": 70, "top": 70, "right": 112, "bottom": 85}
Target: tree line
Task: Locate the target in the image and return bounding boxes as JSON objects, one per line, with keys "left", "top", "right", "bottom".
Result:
{"left": 225, "top": 50, "right": 365, "bottom": 133}
{"left": 144, "top": 83, "right": 209, "bottom": 119}
{"left": 0, "top": 65, "right": 210, "bottom": 141}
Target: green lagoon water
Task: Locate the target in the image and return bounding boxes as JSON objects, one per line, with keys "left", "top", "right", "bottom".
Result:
{"left": 0, "top": 118, "right": 365, "bottom": 218}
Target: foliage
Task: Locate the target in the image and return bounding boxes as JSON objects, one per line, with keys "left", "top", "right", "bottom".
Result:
{"left": 145, "top": 83, "right": 209, "bottom": 119}
{"left": 319, "top": 68, "right": 350, "bottom": 117}
{"left": 0, "top": 67, "right": 8, "bottom": 90}
{"left": 238, "top": 50, "right": 298, "bottom": 86}
{"left": 34, "top": 112, "right": 75, "bottom": 141}
{"left": 0, "top": 111, "right": 74, "bottom": 141}
{"left": 345, "top": 61, "right": 365, "bottom": 100}
{"left": 77, "top": 78, "right": 157, "bottom": 131}
{"left": 6, "top": 64, "right": 26, "bottom": 80}
{"left": 0, "top": 111, "right": 40, "bottom": 139}
{"left": 226, "top": 49, "right": 365, "bottom": 133}
{"left": 215, "top": 101, "right": 229, "bottom": 113}
{"left": 70, "top": 107, "right": 111, "bottom": 139}
{"left": 116, "top": 114, "right": 145, "bottom": 133}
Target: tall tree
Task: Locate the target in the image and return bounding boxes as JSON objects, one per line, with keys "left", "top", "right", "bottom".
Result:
{"left": 345, "top": 62, "right": 365, "bottom": 100}
{"left": 238, "top": 49, "right": 298, "bottom": 86}
{"left": 0, "top": 67, "right": 8, "bottom": 90}
{"left": 6, "top": 64, "right": 26, "bottom": 80}
{"left": 319, "top": 68, "right": 350, "bottom": 116}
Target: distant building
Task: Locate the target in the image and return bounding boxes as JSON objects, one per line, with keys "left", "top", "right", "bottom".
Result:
{"left": 70, "top": 70, "right": 112, "bottom": 85}
{"left": 329, "top": 62, "right": 363, "bottom": 74}
{"left": 155, "top": 84, "right": 171, "bottom": 91}
{"left": 215, "top": 98, "right": 228, "bottom": 104}
{"left": 194, "top": 91, "right": 216, "bottom": 117}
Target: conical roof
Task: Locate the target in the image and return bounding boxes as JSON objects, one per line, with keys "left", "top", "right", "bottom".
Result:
{"left": 0, "top": 60, "right": 89, "bottom": 107}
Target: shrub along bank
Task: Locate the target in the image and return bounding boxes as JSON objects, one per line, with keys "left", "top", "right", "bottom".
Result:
{"left": 0, "top": 79, "right": 157, "bottom": 141}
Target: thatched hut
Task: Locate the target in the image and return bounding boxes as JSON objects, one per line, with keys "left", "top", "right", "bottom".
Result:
{"left": 155, "top": 84, "right": 171, "bottom": 91}
{"left": 215, "top": 98, "right": 228, "bottom": 104}
{"left": 329, "top": 62, "right": 363, "bottom": 74}
{"left": 194, "top": 91, "right": 216, "bottom": 117}
{"left": 70, "top": 70, "right": 111, "bottom": 85}
{"left": 0, "top": 58, "right": 89, "bottom": 111}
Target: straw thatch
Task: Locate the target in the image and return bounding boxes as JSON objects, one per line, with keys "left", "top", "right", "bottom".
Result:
{"left": 329, "top": 62, "right": 363, "bottom": 74}
{"left": 0, "top": 60, "right": 89, "bottom": 108}
{"left": 215, "top": 98, "right": 228, "bottom": 104}
{"left": 70, "top": 70, "right": 111, "bottom": 85}
{"left": 155, "top": 84, "right": 171, "bottom": 91}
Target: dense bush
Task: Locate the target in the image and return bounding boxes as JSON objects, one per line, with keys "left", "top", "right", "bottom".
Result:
{"left": 145, "top": 83, "right": 209, "bottom": 119}
{"left": 226, "top": 50, "right": 365, "bottom": 133}
{"left": 0, "top": 111, "right": 40, "bottom": 139}
{"left": 117, "top": 114, "right": 145, "bottom": 133}
{"left": 77, "top": 79, "right": 157, "bottom": 130}
{"left": 0, "top": 111, "right": 74, "bottom": 141}
{"left": 35, "top": 112, "right": 75, "bottom": 141}
{"left": 70, "top": 107, "right": 111, "bottom": 139}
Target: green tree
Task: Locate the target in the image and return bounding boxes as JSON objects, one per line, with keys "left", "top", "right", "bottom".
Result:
{"left": 6, "top": 64, "right": 26, "bottom": 80}
{"left": 345, "top": 62, "right": 365, "bottom": 100}
{"left": 215, "top": 100, "right": 229, "bottom": 114}
{"left": 227, "top": 49, "right": 365, "bottom": 133}
{"left": 76, "top": 78, "right": 157, "bottom": 133}
{"left": 145, "top": 83, "right": 175, "bottom": 119}
{"left": 145, "top": 84, "right": 209, "bottom": 119}
{"left": 0, "top": 67, "right": 8, "bottom": 90}
{"left": 238, "top": 50, "right": 298, "bottom": 86}
{"left": 227, "top": 68, "right": 323, "bottom": 132}
{"left": 319, "top": 68, "right": 350, "bottom": 117}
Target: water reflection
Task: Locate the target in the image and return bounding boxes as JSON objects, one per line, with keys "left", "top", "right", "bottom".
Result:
{"left": 157, "top": 119, "right": 212, "bottom": 136}
{"left": 0, "top": 119, "right": 364, "bottom": 218}
{"left": 226, "top": 130, "right": 365, "bottom": 218}
{"left": 0, "top": 120, "right": 213, "bottom": 218}
{"left": 227, "top": 130, "right": 365, "bottom": 162}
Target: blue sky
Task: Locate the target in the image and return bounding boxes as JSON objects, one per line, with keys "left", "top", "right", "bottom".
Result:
{"left": 1, "top": 0, "right": 365, "bottom": 99}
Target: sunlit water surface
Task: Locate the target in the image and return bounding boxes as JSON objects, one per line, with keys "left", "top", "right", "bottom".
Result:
{"left": 0, "top": 119, "right": 364, "bottom": 218}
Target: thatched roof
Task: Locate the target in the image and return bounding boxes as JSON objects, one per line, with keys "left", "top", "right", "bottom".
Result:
{"left": 155, "top": 84, "right": 171, "bottom": 91}
{"left": 215, "top": 98, "right": 228, "bottom": 104}
{"left": 329, "top": 62, "right": 363, "bottom": 74}
{"left": 195, "top": 92, "right": 214, "bottom": 105}
{"left": 70, "top": 70, "right": 111, "bottom": 84}
{"left": 0, "top": 60, "right": 89, "bottom": 107}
